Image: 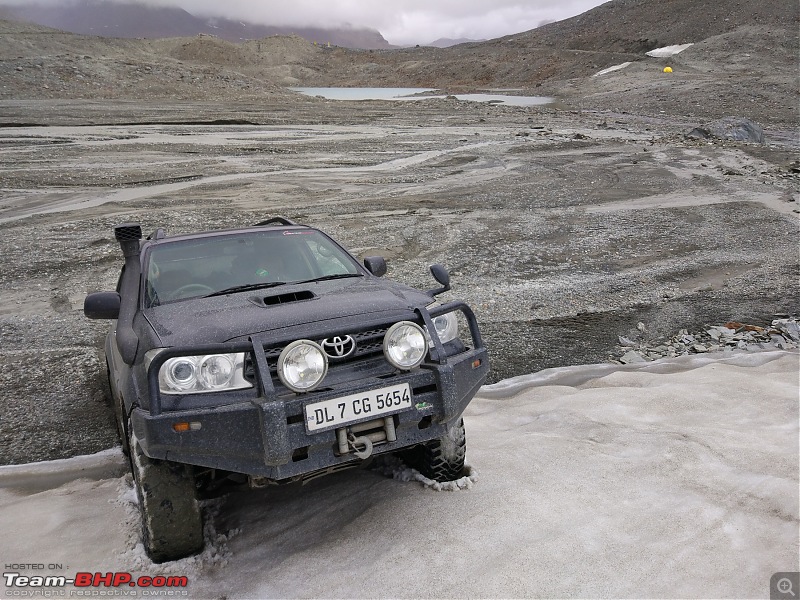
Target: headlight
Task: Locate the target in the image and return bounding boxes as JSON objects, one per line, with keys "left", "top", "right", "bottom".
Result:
{"left": 277, "top": 340, "right": 328, "bottom": 393}
{"left": 384, "top": 321, "right": 428, "bottom": 370}
{"left": 198, "top": 354, "right": 236, "bottom": 390}
{"left": 164, "top": 357, "right": 197, "bottom": 392}
{"left": 430, "top": 312, "right": 459, "bottom": 344}
{"left": 146, "top": 350, "right": 252, "bottom": 395}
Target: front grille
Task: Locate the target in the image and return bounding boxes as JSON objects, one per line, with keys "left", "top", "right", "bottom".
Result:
{"left": 244, "top": 325, "right": 391, "bottom": 387}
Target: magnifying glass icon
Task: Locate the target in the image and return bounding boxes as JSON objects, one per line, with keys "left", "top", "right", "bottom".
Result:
{"left": 778, "top": 578, "right": 796, "bottom": 597}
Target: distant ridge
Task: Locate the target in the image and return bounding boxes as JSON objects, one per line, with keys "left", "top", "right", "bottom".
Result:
{"left": 0, "top": 0, "right": 393, "bottom": 49}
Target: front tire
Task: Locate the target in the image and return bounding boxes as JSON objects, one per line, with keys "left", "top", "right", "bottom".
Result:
{"left": 130, "top": 431, "right": 204, "bottom": 563}
{"left": 417, "top": 418, "right": 467, "bottom": 482}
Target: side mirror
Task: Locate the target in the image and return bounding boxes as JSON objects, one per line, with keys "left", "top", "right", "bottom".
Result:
{"left": 427, "top": 264, "right": 451, "bottom": 297}
{"left": 84, "top": 292, "right": 121, "bottom": 319}
{"left": 363, "top": 256, "right": 387, "bottom": 277}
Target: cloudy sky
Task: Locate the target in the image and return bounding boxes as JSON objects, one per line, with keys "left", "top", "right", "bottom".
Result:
{"left": 4, "top": 0, "right": 610, "bottom": 45}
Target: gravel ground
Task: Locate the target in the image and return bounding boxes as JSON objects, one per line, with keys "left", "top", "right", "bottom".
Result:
{"left": 0, "top": 98, "right": 798, "bottom": 464}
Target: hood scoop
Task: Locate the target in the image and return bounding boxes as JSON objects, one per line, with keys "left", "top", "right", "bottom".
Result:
{"left": 249, "top": 289, "right": 316, "bottom": 307}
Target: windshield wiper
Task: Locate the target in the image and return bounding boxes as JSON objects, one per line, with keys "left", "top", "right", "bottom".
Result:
{"left": 297, "top": 273, "right": 363, "bottom": 284}
{"left": 203, "top": 281, "right": 287, "bottom": 298}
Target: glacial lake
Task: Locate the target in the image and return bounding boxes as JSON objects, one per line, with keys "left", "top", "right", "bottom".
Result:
{"left": 291, "top": 87, "right": 554, "bottom": 107}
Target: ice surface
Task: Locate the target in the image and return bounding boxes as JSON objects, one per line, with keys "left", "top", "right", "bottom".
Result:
{"left": 1, "top": 351, "right": 797, "bottom": 598}
{"left": 646, "top": 43, "right": 695, "bottom": 57}
{"left": 593, "top": 62, "right": 632, "bottom": 76}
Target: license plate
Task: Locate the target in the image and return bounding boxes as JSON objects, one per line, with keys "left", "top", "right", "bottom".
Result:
{"left": 304, "top": 383, "right": 412, "bottom": 432}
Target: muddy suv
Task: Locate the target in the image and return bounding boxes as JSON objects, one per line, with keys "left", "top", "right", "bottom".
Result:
{"left": 85, "top": 217, "right": 489, "bottom": 562}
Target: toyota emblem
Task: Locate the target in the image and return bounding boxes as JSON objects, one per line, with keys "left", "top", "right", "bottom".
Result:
{"left": 321, "top": 335, "right": 357, "bottom": 360}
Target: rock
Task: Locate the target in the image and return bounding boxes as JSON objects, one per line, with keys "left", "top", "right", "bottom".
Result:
{"left": 708, "top": 326, "right": 736, "bottom": 341}
{"left": 686, "top": 127, "right": 710, "bottom": 140}
{"left": 773, "top": 318, "right": 800, "bottom": 341}
{"left": 616, "top": 317, "right": 797, "bottom": 363}
{"left": 770, "top": 335, "right": 788, "bottom": 349}
{"left": 690, "top": 117, "right": 766, "bottom": 144}
{"left": 620, "top": 350, "right": 647, "bottom": 364}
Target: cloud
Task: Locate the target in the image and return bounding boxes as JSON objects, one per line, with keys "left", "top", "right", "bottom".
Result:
{"left": 0, "top": 0, "right": 606, "bottom": 45}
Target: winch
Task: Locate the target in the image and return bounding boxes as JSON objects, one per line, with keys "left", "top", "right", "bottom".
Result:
{"left": 336, "top": 417, "right": 397, "bottom": 459}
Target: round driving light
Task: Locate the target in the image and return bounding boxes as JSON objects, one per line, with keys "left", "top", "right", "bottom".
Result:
{"left": 384, "top": 321, "right": 428, "bottom": 370}
{"left": 164, "top": 357, "right": 197, "bottom": 391}
{"left": 277, "top": 340, "right": 328, "bottom": 393}
{"left": 198, "top": 354, "right": 235, "bottom": 390}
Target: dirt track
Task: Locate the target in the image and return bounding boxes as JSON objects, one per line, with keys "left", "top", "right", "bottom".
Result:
{"left": 0, "top": 97, "right": 798, "bottom": 464}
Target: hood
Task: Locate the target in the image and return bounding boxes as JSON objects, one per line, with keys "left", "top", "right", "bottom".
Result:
{"left": 141, "top": 277, "right": 432, "bottom": 348}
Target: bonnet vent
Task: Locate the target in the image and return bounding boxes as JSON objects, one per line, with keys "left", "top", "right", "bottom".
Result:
{"left": 259, "top": 290, "right": 316, "bottom": 306}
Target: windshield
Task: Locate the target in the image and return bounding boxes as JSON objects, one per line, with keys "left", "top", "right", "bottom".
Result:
{"left": 144, "top": 229, "right": 362, "bottom": 307}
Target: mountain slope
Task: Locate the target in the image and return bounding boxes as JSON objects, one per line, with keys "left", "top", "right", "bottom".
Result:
{"left": 502, "top": 0, "right": 799, "bottom": 52}
{"left": 0, "top": 0, "right": 392, "bottom": 49}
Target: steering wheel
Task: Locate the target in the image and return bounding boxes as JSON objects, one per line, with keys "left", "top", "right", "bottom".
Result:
{"left": 168, "top": 283, "right": 215, "bottom": 300}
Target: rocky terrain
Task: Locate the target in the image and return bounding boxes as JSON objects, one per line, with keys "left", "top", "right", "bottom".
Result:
{"left": 0, "top": 0, "right": 797, "bottom": 464}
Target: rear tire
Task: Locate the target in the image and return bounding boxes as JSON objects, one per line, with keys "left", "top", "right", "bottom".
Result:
{"left": 417, "top": 418, "right": 467, "bottom": 482}
{"left": 130, "top": 431, "right": 204, "bottom": 563}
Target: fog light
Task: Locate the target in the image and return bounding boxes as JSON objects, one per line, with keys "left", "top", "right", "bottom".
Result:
{"left": 384, "top": 321, "right": 428, "bottom": 370}
{"left": 277, "top": 340, "right": 328, "bottom": 393}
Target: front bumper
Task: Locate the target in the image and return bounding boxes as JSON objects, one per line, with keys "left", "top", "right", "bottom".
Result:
{"left": 132, "top": 302, "right": 489, "bottom": 481}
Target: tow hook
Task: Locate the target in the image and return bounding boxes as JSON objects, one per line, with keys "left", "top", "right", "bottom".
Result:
{"left": 348, "top": 433, "right": 373, "bottom": 459}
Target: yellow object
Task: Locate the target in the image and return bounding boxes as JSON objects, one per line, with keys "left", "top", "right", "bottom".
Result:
{"left": 663, "top": 66, "right": 673, "bottom": 73}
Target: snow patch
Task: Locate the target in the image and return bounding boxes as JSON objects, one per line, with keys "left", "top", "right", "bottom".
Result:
{"left": 0, "top": 446, "right": 126, "bottom": 490}
{"left": 479, "top": 349, "right": 794, "bottom": 399}
{"left": 593, "top": 62, "right": 632, "bottom": 77}
{"left": 646, "top": 43, "right": 694, "bottom": 57}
